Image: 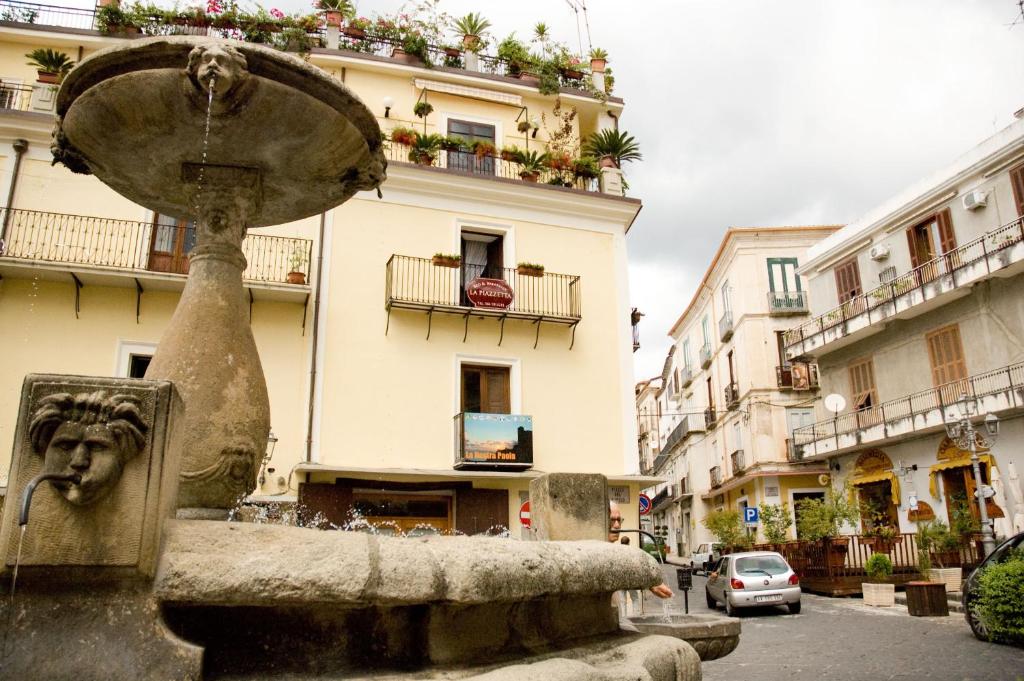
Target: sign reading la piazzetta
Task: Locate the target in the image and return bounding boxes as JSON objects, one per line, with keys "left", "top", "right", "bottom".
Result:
{"left": 456, "top": 413, "right": 533, "bottom": 470}
{"left": 465, "top": 278, "right": 514, "bottom": 309}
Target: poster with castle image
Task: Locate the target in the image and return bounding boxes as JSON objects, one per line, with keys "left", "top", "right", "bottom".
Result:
{"left": 456, "top": 413, "right": 533, "bottom": 470}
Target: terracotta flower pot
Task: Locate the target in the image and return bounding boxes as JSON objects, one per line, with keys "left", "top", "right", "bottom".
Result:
{"left": 590, "top": 57, "right": 606, "bottom": 72}
{"left": 518, "top": 72, "right": 541, "bottom": 87}
{"left": 36, "top": 71, "right": 60, "bottom": 84}
{"left": 462, "top": 34, "right": 479, "bottom": 50}
{"left": 431, "top": 255, "right": 460, "bottom": 268}
{"left": 342, "top": 26, "right": 366, "bottom": 38}
{"left": 561, "top": 68, "right": 584, "bottom": 80}
{"left": 598, "top": 155, "right": 617, "bottom": 169}
{"left": 444, "top": 47, "right": 461, "bottom": 57}
{"left": 414, "top": 152, "right": 434, "bottom": 166}
{"left": 286, "top": 271, "right": 306, "bottom": 285}
{"left": 519, "top": 171, "right": 540, "bottom": 182}
{"left": 324, "top": 10, "right": 342, "bottom": 26}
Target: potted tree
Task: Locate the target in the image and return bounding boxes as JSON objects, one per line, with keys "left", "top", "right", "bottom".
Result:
{"left": 407, "top": 132, "right": 445, "bottom": 166}
{"left": 24, "top": 48, "right": 75, "bottom": 84}
{"left": 701, "top": 509, "right": 753, "bottom": 555}
{"left": 759, "top": 502, "right": 793, "bottom": 551}
{"left": 589, "top": 47, "right": 608, "bottom": 72}
{"left": 860, "top": 502, "right": 903, "bottom": 554}
{"left": 924, "top": 520, "right": 963, "bottom": 593}
{"left": 862, "top": 553, "right": 895, "bottom": 607}
{"left": 317, "top": 0, "right": 352, "bottom": 28}
{"left": 286, "top": 246, "right": 308, "bottom": 285}
{"left": 795, "top": 487, "right": 860, "bottom": 569}
{"left": 452, "top": 12, "right": 491, "bottom": 52}
{"left": 583, "top": 128, "right": 642, "bottom": 169}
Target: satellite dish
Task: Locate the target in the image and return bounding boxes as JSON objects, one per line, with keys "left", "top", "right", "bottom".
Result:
{"left": 824, "top": 394, "right": 846, "bottom": 415}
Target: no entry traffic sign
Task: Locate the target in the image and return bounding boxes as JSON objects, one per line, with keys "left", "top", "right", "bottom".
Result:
{"left": 638, "top": 493, "right": 652, "bottom": 515}
{"left": 519, "top": 500, "right": 531, "bottom": 528}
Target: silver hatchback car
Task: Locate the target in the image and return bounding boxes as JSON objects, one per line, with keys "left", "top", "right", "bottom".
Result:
{"left": 705, "top": 551, "right": 801, "bottom": 616}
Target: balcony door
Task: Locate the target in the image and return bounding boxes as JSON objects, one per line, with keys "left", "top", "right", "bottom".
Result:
{"left": 461, "top": 364, "right": 510, "bottom": 414}
{"left": 460, "top": 230, "right": 503, "bottom": 305}
{"left": 907, "top": 209, "right": 956, "bottom": 280}
{"left": 1011, "top": 163, "right": 1024, "bottom": 218}
{"left": 926, "top": 324, "right": 967, "bottom": 403}
{"left": 834, "top": 258, "right": 862, "bottom": 306}
{"left": 447, "top": 119, "right": 496, "bottom": 175}
{"left": 767, "top": 257, "right": 801, "bottom": 309}
{"left": 148, "top": 213, "right": 196, "bottom": 275}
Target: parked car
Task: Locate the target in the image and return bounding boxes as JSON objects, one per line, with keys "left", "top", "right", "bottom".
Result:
{"left": 962, "top": 530, "right": 1024, "bottom": 641}
{"left": 705, "top": 551, "right": 801, "bottom": 616}
{"left": 691, "top": 542, "right": 721, "bottom": 574}
{"left": 640, "top": 533, "right": 668, "bottom": 562}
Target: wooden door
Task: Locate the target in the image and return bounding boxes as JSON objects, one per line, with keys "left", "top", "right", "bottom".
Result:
{"left": 461, "top": 364, "right": 511, "bottom": 414}
{"left": 455, "top": 488, "right": 509, "bottom": 535}
{"left": 834, "top": 258, "right": 863, "bottom": 313}
{"left": 148, "top": 215, "right": 195, "bottom": 274}
{"left": 926, "top": 325, "right": 967, "bottom": 404}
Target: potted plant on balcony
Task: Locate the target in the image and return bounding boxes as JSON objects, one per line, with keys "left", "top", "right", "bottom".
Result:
{"left": 413, "top": 100, "right": 434, "bottom": 118}
{"left": 471, "top": 140, "right": 497, "bottom": 160}
{"left": 431, "top": 253, "right": 460, "bottom": 268}
{"left": 407, "top": 132, "right": 445, "bottom": 166}
{"left": 500, "top": 145, "right": 523, "bottom": 163}
{"left": 862, "top": 552, "right": 895, "bottom": 607}
{"left": 795, "top": 486, "right": 859, "bottom": 569}
{"left": 923, "top": 520, "right": 963, "bottom": 592}
{"left": 517, "top": 150, "right": 549, "bottom": 182}
{"left": 342, "top": 15, "right": 371, "bottom": 38}
{"left": 452, "top": 12, "right": 491, "bottom": 52}
{"left": 860, "top": 501, "right": 903, "bottom": 554}
{"left": 589, "top": 47, "right": 608, "bottom": 72}
{"left": 96, "top": 3, "right": 142, "bottom": 35}
{"left": 516, "top": 262, "right": 544, "bottom": 277}
{"left": 571, "top": 156, "right": 600, "bottom": 182}
{"left": 25, "top": 48, "right": 75, "bottom": 84}
{"left": 389, "top": 126, "right": 417, "bottom": 147}
{"left": 317, "top": 0, "right": 352, "bottom": 27}
{"left": 759, "top": 502, "right": 793, "bottom": 551}
{"left": 583, "top": 128, "right": 642, "bottom": 169}
{"left": 286, "top": 246, "right": 308, "bottom": 285}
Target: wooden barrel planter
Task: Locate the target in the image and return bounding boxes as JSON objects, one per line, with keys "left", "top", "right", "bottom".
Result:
{"left": 905, "top": 581, "right": 948, "bottom": 617}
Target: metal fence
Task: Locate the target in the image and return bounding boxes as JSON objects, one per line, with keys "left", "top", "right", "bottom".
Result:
{"left": 784, "top": 217, "right": 1024, "bottom": 349}
{"left": 0, "top": 0, "right": 94, "bottom": 30}
{"left": 792, "top": 361, "right": 1024, "bottom": 447}
{"left": 385, "top": 254, "right": 581, "bottom": 320}
{"left": 0, "top": 207, "right": 312, "bottom": 284}
{"left": 767, "top": 290, "right": 808, "bottom": 314}
{"left": 383, "top": 141, "right": 600, "bottom": 193}
{"left": 0, "top": 83, "right": 35, "bottom": 112}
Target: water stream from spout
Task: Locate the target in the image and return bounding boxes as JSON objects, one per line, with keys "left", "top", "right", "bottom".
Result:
{"left": 192, "top": 76, "right": 216, "bottom": 219}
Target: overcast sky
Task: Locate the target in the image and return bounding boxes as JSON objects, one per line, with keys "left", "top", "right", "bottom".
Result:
{"left": 75, "top": 0, "right": 1024, "bottom": 380}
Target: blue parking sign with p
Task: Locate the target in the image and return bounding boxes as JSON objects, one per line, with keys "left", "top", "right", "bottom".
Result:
{"left": 743, "top": 507, "right": 759, "bottom": 524}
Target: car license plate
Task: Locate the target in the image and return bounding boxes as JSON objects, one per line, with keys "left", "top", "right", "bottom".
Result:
{"left": 755, "top": 594, "right": 782, "bottom": 603}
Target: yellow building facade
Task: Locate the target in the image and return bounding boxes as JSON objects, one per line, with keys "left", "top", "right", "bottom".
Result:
{"left": 0, "top": 7, "right": 655, "bottom": 536}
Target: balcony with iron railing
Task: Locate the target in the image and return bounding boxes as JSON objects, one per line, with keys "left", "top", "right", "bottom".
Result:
{"left": 0, "top": 84, "right": 35, "bottom": 113}
{"left": 662, "top": 412, "right": 706, "bottom": 453}
{"left": 0, "top": 207, "right": 312, "bottom": 289}
{"left": 792, "top": 361, "right": 1024, "bottom": 458}
{"left": 724, "top": 382, "right": 740, "bottom": 410}
{"left": 680, "top": 365, "right": 693, "bottom": 389}
{"left": 730, "top": 449, "right": 745, "bottom": 475}
{"left": 718, "top": 310, "right": 734, "bottom": 341}
{"left": 776, "top": 363, "right": 820, "bottom": 391}
{"left": 767, "top": 290, "right": 809, "bottom": 315}
{"left": 704, "top": 406, "right": 717, "bottom": 429}
{"left": 699, "top": 344, "right": 712, "bottom": 369}
{"left": 710, "top": 465, "right": 722, "bottom": 488}
{"left": 784, "top": 216, "right": 1024, "bottom": 360}
{"left": 385, "top": 255, "right": 582, "bottom": 347}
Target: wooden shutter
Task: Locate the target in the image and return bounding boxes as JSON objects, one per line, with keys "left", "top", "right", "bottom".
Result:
{"left": 926, "top": 325, "right": 967, "bottom": 403}
{"left": 834, "top": 259, "right": 862, "bottom": 303}
{"left": 483, "top": 367, "right": 510, "bottom": 414}
{"left": 848, "top": 358, "right": 877, "bottom": 410}
{"left": 936, "top": 209, "right": 957, "bottom": 254}
{"left": 1011, "top": 163, "right": 1024, "bottom": 219}
{"left": 906, "top": 228, "right": 921, "bottom": 269}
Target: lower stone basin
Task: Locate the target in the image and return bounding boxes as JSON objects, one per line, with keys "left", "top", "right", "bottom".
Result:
{"left": 628, "top": 613, "right": 741, "bottom": 661}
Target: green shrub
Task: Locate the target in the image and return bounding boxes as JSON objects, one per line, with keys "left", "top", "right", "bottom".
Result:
{"left": 976, "top": 555, "right": 1024, "bottom": 643}
{"left": 794, "top": 485, "right": 859, "bottom": 541}
{"left": 865, "top": 553, "right": 893, "bottom": 582}
{"left": 702, "top": 509, "right": 751, "bottom": 550}
{"left": 759, "top": 502, "right": 792, "bottom": 544}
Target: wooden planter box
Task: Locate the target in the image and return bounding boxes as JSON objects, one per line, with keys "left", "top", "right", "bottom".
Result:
{"left": 431, "top": 256, "right": 460, "bottom": 268}
{"left": 824, "top": 538, "right": 849, "bottom": 569}
{"left": 516, "top": 265, "right": 544, "bottom": 277}
{"left": 863, "top": 535, "right": 902, "bottom": 554}
{"left": 862, "top": 582, "right": 895, "bottom": 607}
{"left": 905, "top": 581, "right": 948, "bottom": 617}
{"left": 929, "top": 550, "right": 962, "bottom": 569}
{"left": 342, "top": 26, "right": 366, "bottom": 38}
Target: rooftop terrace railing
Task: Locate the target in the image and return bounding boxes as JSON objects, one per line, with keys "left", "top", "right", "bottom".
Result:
{"left": 0, "top": 207, "right": 312, "bottom": 284}
{"left": 784, "top": 216, "right": 1024, "bottom": 353}
{"left": 0, "top": 0, "right": 94, "bottom": 30}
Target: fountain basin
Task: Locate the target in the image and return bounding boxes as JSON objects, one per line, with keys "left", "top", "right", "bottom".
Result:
{"left": 628, "top": 613, "right": 741, "bottom": 661}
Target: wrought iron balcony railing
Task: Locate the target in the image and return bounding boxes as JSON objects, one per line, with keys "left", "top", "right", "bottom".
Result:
{"left": 0, "top": 84, "right": 35, "bottom": 113}
{"left": 725, "top": 383, "right": 740, "bottom": 410}
{"left": 704, "top": 406, "right": 717, "bottom": 429}
{"left": 792, "top": 361, "right": 1024, "bottom": 455}
{"left": 663, "top": 412, "right": 706, "bottom": 453}
{"left": 0, "top": 207, "right": 312, "bottom": 284}
{"left": 767, "top": 290, "right": 808, "bottom": 315}
{"left": 718, "top": 310, "right": 734, "bottom": 341}
{"left": 699, "top": 344, "right": 712, "bottom": 369}
{"left": 730, "top": 449, "right": 745, "bottom": 474}
{"left": 680, "top": 366, "right": 694, "bottom": 389}
{"left": 776, "top": 363, "right": 820, "bottom": 390}
{"left": 385, "top": 255, "right": 581, "bottom": 321}
{"left": 710, "top": 465, "right": 722, "bottom": 488}
{"left": 784, "top": 216, "right": 1024, "bottom": 356}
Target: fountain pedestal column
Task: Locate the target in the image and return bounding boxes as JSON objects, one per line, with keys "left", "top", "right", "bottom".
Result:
{"left": 146, "top": 170, "right": 269, "bottom": 514}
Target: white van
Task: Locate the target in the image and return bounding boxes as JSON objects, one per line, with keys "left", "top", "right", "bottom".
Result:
{"left": 690, "top": 542, "right": 722, "bottom": 574}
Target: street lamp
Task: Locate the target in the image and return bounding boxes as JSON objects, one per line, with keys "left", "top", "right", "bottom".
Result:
{"left": 944, "top": 393, "right": 999, "bottom": 558}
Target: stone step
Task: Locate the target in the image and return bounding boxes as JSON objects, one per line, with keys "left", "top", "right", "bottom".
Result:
{"left": 894, "top": 591, "right": 965, "bottom": 613}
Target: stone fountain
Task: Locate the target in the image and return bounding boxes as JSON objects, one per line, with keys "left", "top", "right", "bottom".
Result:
{"left": 0, "top": 37, "right": 732, "bottom": 679}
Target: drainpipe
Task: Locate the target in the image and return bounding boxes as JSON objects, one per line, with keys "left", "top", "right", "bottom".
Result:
{"left": 305, "top": 211, "right": 327, "bottom": 462}
{"left": 1, "top": 139, "right": 29, "bottom": 247}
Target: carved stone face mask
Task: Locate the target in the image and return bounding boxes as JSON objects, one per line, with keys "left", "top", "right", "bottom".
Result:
{"left": 43, "top": 421, "right": 127, "bottom": 505}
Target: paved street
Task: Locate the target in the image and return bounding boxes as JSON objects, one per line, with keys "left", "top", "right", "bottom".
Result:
{"left": 644, "top": 564, "right": 1024, "bottom": 681}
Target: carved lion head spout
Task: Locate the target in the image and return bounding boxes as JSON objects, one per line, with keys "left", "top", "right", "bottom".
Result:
{"left": 186, "top": 43, "right": 250, "bottom": 101}
{"left": 28, "top": 391, "right": 149, "bottom": 506}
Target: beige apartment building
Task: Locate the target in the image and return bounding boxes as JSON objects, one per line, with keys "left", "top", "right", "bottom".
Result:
{"left": 784, "top": 114, "right": 1024, "bottom": 542}
{"left": 639, "top": 226, "right": 839, "bottom": 557}
{"left": 0, "top": 5, "right": 657, "bottom": 535}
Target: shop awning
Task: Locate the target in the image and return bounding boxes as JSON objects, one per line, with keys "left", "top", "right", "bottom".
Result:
{"left": 850, "top": 470, "right": 901, "bottom": 505}
{"left": 929, "top": 454, "right": 995, "bottom": 498}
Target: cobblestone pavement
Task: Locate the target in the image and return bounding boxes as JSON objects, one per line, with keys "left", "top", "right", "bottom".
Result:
{"left": 640, "top": 564, "right": 1024, "bottom": 681}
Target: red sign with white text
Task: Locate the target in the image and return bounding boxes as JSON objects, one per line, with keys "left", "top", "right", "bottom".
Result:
{"left": 466, "top": 278, "right": 514, "bottom": 309}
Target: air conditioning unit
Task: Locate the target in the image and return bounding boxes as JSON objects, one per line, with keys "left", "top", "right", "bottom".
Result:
{"left": 869, "top": 244, "right": 890, "bottom": 261}
{"left": 962, "top": 190, "right": 987, "bottom": 211}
